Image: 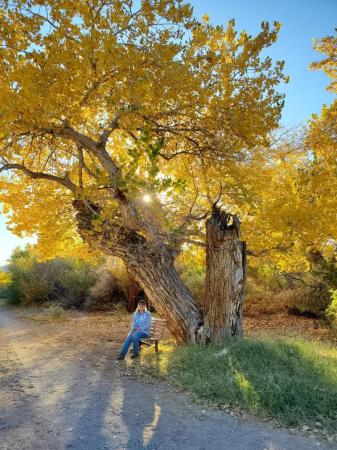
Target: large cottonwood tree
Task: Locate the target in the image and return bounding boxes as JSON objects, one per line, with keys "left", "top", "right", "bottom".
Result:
{"left": 0, "top": 0, "right": 287, "bottom": 342}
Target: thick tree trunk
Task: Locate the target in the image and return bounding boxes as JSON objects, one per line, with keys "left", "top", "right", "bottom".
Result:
{"left": 125, "top": 250, "right": 202, "bottom": 343}
{"left": 73, "top": 200, "right": 246, "bottom": 344}
{"left": 73, "top": 200, "right": 202, "bottom": 343}
{"left": 201, "top": 206, "right": 247, "bottom": 343}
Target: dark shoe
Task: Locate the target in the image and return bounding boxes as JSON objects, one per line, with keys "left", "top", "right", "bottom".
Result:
{"left": 130, "top": 353, "right": 139, "bottom": 359}
{"left": 117, "top": 354, "right": 125, "bottom": 360}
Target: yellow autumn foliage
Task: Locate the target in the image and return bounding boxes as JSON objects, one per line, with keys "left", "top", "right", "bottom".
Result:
{"left": 0, "top": 271, "right": 11, "bottom": 286}
{"left": 0, "top": 1, "right": 335, "bottom": 273}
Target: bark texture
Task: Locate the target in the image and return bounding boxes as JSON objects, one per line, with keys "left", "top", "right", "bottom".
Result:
{"left": 73, "top": 200, "right": 202, "bottom": 343}
{"left": 73, "top": 200, "right": 246, "bottom": 344}
{"left": 201, "top": 205, "right": 247, "bottom": 343}
{"left": 126, "top": 249, "right": 202, "bottom": 343}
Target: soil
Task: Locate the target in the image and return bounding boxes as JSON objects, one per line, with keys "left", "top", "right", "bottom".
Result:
{"left": 0, "top": 303, "right": 335, "bottom": 450}
{"left": 245, "top": 311, "right": 337, "bottom": 344}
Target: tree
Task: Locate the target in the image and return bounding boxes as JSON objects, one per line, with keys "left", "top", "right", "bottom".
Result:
{"left": 310, "top": 29, "right": 337, "bottom": 94}
{"left": 227, "top": 30, "right": 337, "bottom": 274}
{"left": 0, "top": 0, "right": 287, "bottom": 342}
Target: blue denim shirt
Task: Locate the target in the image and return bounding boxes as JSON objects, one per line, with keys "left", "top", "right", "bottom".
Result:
{"left": 131, "top": 310, "right": 152, "bottom": 335}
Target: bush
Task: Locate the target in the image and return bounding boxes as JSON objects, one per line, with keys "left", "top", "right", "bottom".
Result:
{"left": 0, "top": 271, "right": 10, "bottom": 285}
{"left": 284, "top": 258, "right": 337, "bottom": 318}
{"left": 244, "top": 265, "right": 285, "bottom": 316}
{"left": 175, "top": 248, "right": 205, "bottom": 303}
{"left": 245, "top": 258, "right": 337, "bottom": 319}
{"left": 83, "top": 269, "right": 126, "bottom": 311}
{"left": 56, "top": 259, "right": 97, "bottom": 308}
{"left": 326, "top": 290, "right": 337, "bottom": 326}
{"left": 113, "top": 302, "right": 129, "bottom": 320}
{"left": 5, "top": 282, "right": 22, "bottom": 305}
{"left": 5, "top": 245, "right": 97, "bottom": 308}
{"left": 45, "top": 304, "right": 67, "bottom": 319}
{"left": 0, "top": 271, "right": 11, "bottom": 301}
{"left": 286, "top": 284, "right": 331, "bottom": 318}
{"left": 180, "top": 265, "right": 205, "bottom": 303}
{"left": 5, "top": 246, "right": 48, "bottom": 305}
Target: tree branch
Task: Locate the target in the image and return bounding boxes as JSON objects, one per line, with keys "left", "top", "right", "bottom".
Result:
{"left": 98, "top": 112, "right": 122, "bottom": 147}
{"left": 39, "top": 126, "right": 121, "bottom": 181}
{"left": 0, "top": 163, "right": 77, "bottom": 193}
{"left": 19, "top": 5, "right": 80, "bottom": 43}
{"left": 247, "top": 242, "right": 295, "bottom": 257}
{"left": 77, "top": 145, "right": 84, "bottom": 190}
{"left": 181, "top": 238, "right": 206, "bottom": 248}
{"left": 11, "top": 125, "right": 162, "bottom": 240}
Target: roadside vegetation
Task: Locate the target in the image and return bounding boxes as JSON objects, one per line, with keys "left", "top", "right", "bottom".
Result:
{"left": 130, "top": 337, "right": 337, "bottom": 441}
{"left": 1, "top": 245, "right": 336, "bottom": 441}
{"left": 1, "top": 244, "right": 337, "bottom": 326}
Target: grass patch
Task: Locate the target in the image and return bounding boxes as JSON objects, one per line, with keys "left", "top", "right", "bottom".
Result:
{"left": 19, "top": 305, "right": 69, "bottom": 322}
{"left": 135, "top": 337, "right": 337, "bottom": 435}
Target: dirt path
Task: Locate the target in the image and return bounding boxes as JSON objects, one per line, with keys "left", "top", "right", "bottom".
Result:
{"left": 0, "top": 306, "right": 334, "bottom": 450}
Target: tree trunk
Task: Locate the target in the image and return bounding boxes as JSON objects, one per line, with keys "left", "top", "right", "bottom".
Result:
{"left": 72, "top": 200, "right": 246, "bottom": 344}
{"left": 73, "top": 200, "right": 202, "bottom": 343}
{"left": 201, "top": 205, "right": 247, "bottom": 343}
{"left": 125, "top": 250, "right": 202, "bottom": 343}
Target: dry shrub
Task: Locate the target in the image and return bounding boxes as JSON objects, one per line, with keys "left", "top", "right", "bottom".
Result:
{"left": 282, "top": 258, "right": 337, "bottom": 318}
{"left": 245, "top": 258, "right": 337, "bottom": 319}
{"left": 83, "top": 269, "right": 126, "bottom": 311}
{"left": 104, "top": 257, "right": 130, "bottom": 298}
{"left": 6, "top": 246, "right": 97, "bottom": 307}
{"left": 20, "top": 272, "right": 51, "bottom": 305}
{"left": 45, "top": 304, "right": 67, "bottom": 319}
{"left": 244, "top": 275, "right": 274, "bottom": 316}
{"left": 271, "top": 289, "right": 298, "bottom": 312}
{"left": 286, "top": 285, "right": 332, "bottom": 318}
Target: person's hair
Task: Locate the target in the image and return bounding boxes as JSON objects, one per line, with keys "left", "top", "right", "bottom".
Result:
{"left": 137, "top": 299, "right": 147, "bottom": 312}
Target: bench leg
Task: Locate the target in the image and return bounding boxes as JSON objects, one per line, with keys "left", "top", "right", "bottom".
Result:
{"left": 154, "top": 340, "right": 159, "bottom": 353}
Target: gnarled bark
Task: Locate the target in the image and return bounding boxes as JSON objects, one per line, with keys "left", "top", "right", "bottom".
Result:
{"left": 201, "top": 205, "right": 247, "bottom": 343}
{"left": 73, "top": 199, "right": 202, "bottom": 343}
{"left": 126, "top": 249, "right": 202, "bottom": 343}
{"left": 73, "top": 200, "right": 246, "bottom": 344}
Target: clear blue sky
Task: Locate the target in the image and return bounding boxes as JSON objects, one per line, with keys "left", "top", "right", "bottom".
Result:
{"left": 0, "top": 0, "right": 336, "bottom": 266}
{"left": 191, "top": 0, "right": 336, "bottom": 126}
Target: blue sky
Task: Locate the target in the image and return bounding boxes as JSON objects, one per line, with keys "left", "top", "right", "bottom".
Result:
{"left": 0, "top": 211, "right": 37, "bottom": 267}
{"left": 191, "top": 0, "right": 336, "bottom": 126}
{"left": 0, "top": 0, "right": 336, "bottom": 266}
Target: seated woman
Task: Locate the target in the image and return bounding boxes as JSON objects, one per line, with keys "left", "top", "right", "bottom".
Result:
{"left": 117, "top": 299, "right": 152, "bottom": 360}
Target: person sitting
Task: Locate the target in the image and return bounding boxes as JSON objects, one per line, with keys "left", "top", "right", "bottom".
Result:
{"left": 117, "top": 299, "right": 151, "bottom": 360}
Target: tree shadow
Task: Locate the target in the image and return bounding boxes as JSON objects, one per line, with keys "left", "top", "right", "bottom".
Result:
{"left": 59, "top": 348, "right": 117, "bottom": 449}
{"left": 0, "top": 306, "right": 163, "bottom": 449}
{"left": 119, "top": 369, "right": 158, "bottom": 449}
{"left": 3, "top": 307, "right": 334, "bottom": 449}
{"left": 58, "top": 348, "right": 168, "bottom": 449}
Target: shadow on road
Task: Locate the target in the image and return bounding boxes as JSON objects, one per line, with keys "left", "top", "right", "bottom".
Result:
{"left": 0, "top": 306, "right": 333, "bottom": 450}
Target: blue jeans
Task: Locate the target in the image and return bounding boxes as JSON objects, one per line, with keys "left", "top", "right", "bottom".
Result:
{"left": 119, "top": 331, "right": 149, "bottom": 357}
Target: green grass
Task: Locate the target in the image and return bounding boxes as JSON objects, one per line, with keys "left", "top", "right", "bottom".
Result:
{"left": 135, "top": 337, "right": 337, "bottom": 434}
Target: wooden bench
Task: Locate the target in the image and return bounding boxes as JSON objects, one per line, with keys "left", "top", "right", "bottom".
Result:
{"left": 139, "top": 318, "right": 167, "bottom": 353}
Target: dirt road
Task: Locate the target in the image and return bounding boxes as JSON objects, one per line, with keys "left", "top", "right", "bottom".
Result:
{"left": 0, "top": 306, "right": 334, "bottom": 450}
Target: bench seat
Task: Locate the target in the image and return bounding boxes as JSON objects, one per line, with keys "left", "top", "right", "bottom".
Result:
{"left": 140, "top": 317, "right": 167, "bottom": 352}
